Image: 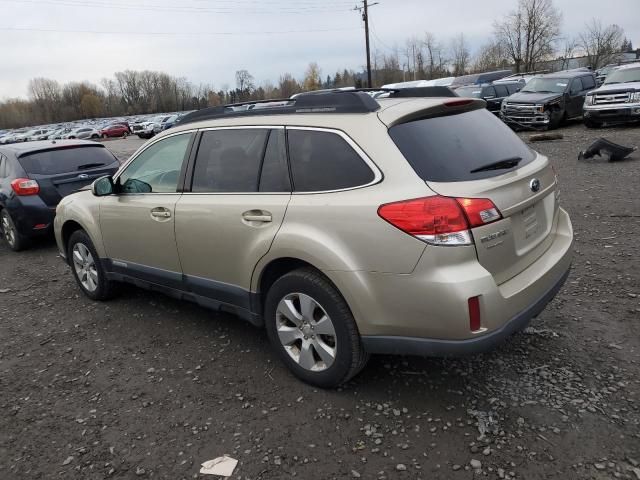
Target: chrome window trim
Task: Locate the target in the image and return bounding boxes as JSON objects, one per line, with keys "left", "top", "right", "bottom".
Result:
{"left": 130, "top": 125, "right": 382, "bottom": 197}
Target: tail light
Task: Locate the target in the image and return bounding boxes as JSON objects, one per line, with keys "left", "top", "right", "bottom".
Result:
{"left": 377, "top": 196, "right": 502, "bottom": 246}
{"left": 11, "top": 178, "right": 40, "bottom": 196}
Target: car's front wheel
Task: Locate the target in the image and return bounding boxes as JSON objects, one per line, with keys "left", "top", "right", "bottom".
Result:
{"left": 0, "top": 210, "right": 28, "bottom": 251}
{"left": 68, "top": 230, "right": 118, "bottom": 301}
{"left": 264, "top": 268, "right": 369, "bottom": 388}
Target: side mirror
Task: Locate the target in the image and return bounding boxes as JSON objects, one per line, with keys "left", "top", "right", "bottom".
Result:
{"left": 92, "top": 175, "right": 114, "bottom": 196}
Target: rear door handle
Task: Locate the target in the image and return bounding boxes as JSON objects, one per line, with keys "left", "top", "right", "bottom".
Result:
{"left": 150, "top": 207, "right": 171, "bottom": 219}
{"left": 242, "top": 210, "right": 272, "bottom": 223}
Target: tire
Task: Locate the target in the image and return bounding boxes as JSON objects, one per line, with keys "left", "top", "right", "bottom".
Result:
{"left": 102, "top": 133, "right": 108, "bottom": 139}
{"left": 264, "top": 268, "right": 369, "bottom": 388}
{"left": 67, "top": 230, "right": 118, "bottom": 301}
{"left": 91, "top": 134, "right": 99, "bottom": 139}
{"left": 0, "top": 210, "right": 29, "bottom": 252}
{"left": 584, "top": 118, "right": 602, "bottom": 129}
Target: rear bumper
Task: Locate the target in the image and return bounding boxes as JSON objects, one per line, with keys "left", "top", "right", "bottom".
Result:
{"left": 6, "top": 197, "right": 56, "bottom": 237}
{"left": 330, "top": 207, "right": 573, "bottom": 356}
{"left": 361, "top": 265, "right": 570, "bottom": 355}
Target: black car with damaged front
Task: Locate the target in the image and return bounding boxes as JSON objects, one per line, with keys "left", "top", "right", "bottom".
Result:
{"left": 501, "top": 71, "right": 597, "bottom": 130}
{"left": 0, "top": 140, "right": 119, "bottom": 251}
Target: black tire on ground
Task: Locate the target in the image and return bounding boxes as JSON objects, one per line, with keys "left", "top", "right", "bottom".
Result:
{"left": 91, "top": 134, "right": 99, "bottom": 139}
{"left": 584, "top": 118, "right": 603, "bottom": 129}
{"left": 67, "top": 230, "right": 119, "bottom": 301}
{"left": 264, "top": 267, "right": 369, "bottom": 388}
{"left": 0, "top": 209, "right": 29, "bottom": 252}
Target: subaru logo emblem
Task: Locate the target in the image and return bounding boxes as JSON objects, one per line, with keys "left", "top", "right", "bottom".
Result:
{"left": 529, "top": 178, "right": 541, "bottom": 192}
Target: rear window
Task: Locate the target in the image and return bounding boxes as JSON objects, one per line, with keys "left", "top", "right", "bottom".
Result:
{"left": 18, "top": 146, "right": 117, "bottom": 175}
{"left": 389, "top": 108, "right": 535, "bottom": 182}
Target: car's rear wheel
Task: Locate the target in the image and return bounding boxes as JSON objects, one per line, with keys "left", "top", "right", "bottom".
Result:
{"left": 68, "top": 230, "right": 118, "bottom": 301}
{"left": 0, "top": 210, "right": 28, "bottom": 252}
{"left": 264, "top": 268, "right": 369, "bottom": 388}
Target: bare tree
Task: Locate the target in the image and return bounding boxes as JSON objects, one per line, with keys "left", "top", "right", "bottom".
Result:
{"left": 278, "top": 73, "right": 301, "bottom": 98}
{"left": 235, "top": 70, "right": 254, "bottom": 95}
{"left": 423, "top": 32, "right": 448, "bottom": 79}
{"left": 558, "top": 37, "right": 578, "bottom": 70}
{"left": 302, "top": 62, "right": 322, "bottom": 91}
{"left": 494, "top": 0, "right": 561, "bottom": 72}
{"left": 473, "top": 40, "right": 510, "bottom": 72}
{"left": 579, "top": 19, "right": 625, "bottom": 69}
{"left": 450, "top": 34, "right": 470, "bottom": 76}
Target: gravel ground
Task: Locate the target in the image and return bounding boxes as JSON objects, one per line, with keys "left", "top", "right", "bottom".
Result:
{"left": 1, "top": 124, "right": 639, "bottom": 480}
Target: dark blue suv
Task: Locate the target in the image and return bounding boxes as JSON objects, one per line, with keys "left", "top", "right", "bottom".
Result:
{"left": 0, "top": 140, "right": 119, "bottom": 251}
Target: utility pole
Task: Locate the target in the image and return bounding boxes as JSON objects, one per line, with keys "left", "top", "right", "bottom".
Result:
{"left": 354, "top": 1, "right": 378, "bottom": 88}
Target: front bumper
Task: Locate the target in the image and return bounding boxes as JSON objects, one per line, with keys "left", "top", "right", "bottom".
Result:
{"left": 330, "top": 208, "right": 573, "bottom": 356}
{"left": 584, "top": 104, "right": 640, "bottom": 123}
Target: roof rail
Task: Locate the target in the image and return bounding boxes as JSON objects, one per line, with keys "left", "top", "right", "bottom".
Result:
{"left": 176, "top": 91, "right": 380, "bottom": 126}
{"left": 294, "top": 86, "right": 458, "bottom": 99}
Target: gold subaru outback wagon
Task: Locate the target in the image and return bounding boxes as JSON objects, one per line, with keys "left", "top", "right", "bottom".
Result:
{"left": 54, "top": 90, "right": 573, "bottom": 387}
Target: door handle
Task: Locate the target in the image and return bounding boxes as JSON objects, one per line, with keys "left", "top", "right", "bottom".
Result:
{"left": 242, "top": 210, "right": 272, "bottom": 223}
{"left": 150, "top": 207, "right": 171, "bottom": 219}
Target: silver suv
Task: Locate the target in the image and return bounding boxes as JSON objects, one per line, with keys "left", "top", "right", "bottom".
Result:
{"left": 54, "top": 91, "right": 573, "bottom": 387}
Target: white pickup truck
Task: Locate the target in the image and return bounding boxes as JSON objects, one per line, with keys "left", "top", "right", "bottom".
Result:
{"left": 583, "top": 63, "right": 640, "bottom": 128}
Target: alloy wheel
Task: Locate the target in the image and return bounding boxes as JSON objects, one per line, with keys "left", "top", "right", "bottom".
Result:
{"left": 72, "top": 243, "right": 99, "bottom": 292}
{"left": 276, "top": 293, "right": 337, "bottom": 372}
{"left": 1, "top": 213, "right": 16, "bottom": 248}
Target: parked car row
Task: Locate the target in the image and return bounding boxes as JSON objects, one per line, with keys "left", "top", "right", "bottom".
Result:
{"left": 386, "top": 65, "right": 640, "bottom": 131}
{"left": 0, "top": 112, "right": 192, "bottom": 146}
{"left": 1, "top": 88, "right": 574, "bottom": 388}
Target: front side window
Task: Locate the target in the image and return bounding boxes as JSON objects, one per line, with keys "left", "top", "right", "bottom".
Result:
{"left": 287, "top": 129, "right": 375, "bottom": 192}
{"left": 118, "top": 133, "right": 192, "bottom": 193}
{"left": 191, "top": 129, "right": 269, "bottom": 193}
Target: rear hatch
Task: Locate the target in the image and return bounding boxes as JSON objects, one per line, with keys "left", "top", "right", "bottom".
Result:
{"left": 17, "top": 145, "right": 120, "bottom": 207}
{"left": 387, "top": 106, "right": 558, "bottom": 285}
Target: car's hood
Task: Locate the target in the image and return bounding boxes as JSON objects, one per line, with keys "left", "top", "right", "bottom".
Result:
{"left": 593, "top": 81, "right": 640, "bottom": 93}
{"left": 506, "top": 92, "right": 563, "bottom": 104}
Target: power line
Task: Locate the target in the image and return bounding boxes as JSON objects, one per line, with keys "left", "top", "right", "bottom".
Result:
{"left": 2, "top": 0, "right": 355, "bottom": 14}
{"left": 0, "top": 25, "right": 360, "bottom": 36}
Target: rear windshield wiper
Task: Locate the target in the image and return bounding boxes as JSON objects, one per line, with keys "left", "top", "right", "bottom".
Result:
{"left": 77, "top": 163, "right": 105, "bottom": 170}
{"left": 470, "top": 157, "right": 522, "bottom": 174}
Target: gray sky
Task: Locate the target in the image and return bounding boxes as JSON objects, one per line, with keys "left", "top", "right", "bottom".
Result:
{"left": 1, "top": 0, "right": 639, "bottom": 99}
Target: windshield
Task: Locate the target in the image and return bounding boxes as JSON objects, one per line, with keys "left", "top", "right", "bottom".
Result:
{"left": 521, "top": 77, "right": 568, "bottom": 94}
{"left": 455, "top": 87, "right": 483, "bottom": 98}
{"left": 604, "top": 67, "right": 640, "bottom": 85}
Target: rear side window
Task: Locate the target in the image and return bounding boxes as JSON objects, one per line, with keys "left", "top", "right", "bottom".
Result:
{"left": 494, "top": 85, "right": 508, "bottom": 97}
{"left": 389, "top": 108, "right": 535, "bottom": 182}
{"left": 581, "top": 75, "right": 596, "bottom": 90}
{"left": 18, "top": 146, "right": 118, "bottom": 175}
{"left": 287, "top": 129, "right": 374, "bottom": 192}
{"left": 192, "top": 129, "right": 269, "bottom": 193}
{"left": 506, "top": 83, "right": 521, "bottom": 94}
{"left": 482, "top": 86, "right": 496, "bottom": 97}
